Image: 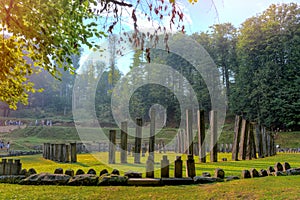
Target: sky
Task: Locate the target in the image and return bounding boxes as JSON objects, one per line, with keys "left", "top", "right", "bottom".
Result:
{"left": 184, "top": 0, "right": 298, "bottom": 33}
{"left": 81, "top": 0, "right": 299, "bottom": 74}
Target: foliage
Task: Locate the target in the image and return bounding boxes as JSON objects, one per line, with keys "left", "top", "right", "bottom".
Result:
{"left": 0, "top": 0, "right": 101, "bottom": 109}
{"left": 193, "top": 23, "right": 238, "bottom": 100}
{"left": 231, "top": 3, "right": 300, "bottom": 129}
{"left": 1, "top": 0, "right": 190, "bottom": 109}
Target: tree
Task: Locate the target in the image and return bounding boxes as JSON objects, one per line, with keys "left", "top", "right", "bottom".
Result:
{"left": 1, "top": 0, "right": 189, "bottom": 109}
{"left": 232, "top": 3, "right": 300, "bottom": 129}
{"left": 193, "top": 23, "right": 237, "bottom": 103}
{"left": 1, "top": 0, "right": 99, "bottom": 109}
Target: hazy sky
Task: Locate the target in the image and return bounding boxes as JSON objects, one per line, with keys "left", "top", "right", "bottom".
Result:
{"left": 81, "top": 0, "right": 299, "bottom": 73}
{"left": 185, "top": 0, "right": 298, "bottom": 33}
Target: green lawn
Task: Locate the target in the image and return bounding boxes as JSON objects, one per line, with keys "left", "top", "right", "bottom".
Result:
{"left": 0, "top": 176, "right": 299, "bottom": 200}
{"left": 6, "top": 152, "right": 299, "bottom": 177}
{"left": 0, "top": 152, "right": 299, "bottom": 199}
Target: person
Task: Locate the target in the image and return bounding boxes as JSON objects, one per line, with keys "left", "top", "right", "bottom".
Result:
{"left": 6, "top": 142, "right": 10, "bottom": 152}
{"left": 0, "top": 140, "right": 3, "bottom": 149}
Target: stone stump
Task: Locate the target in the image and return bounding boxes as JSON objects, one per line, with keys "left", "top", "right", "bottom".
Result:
{"left": 161, "top": 155, "right": 169, "bottom": 178}
{"left": 174, "top": 156, "right": 183, "bottom": 178}
{"left": 186, "top": 155, "right": 196, "bottom": 178}
{"left": 146, "top": 155, "right": 154, "bottom": 178}
{"left": 70, "top": 143, "right": 77, "bottom": 163}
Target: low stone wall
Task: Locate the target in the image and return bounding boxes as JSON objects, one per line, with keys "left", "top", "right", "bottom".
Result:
{"left": 0, "top": 159, "right": 299, "bottom": 186}
{"left": 277, "top": 148, "right": 300, "bottom": 153}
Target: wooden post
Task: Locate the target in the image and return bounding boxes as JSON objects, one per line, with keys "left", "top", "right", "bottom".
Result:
{"left": 272, "top": 134, "right": 276, "bottom": 156}
{"left": 198, "top": 110, "right": 206, "bottom": 163}
{"left": 149, "top": 108, "right": 156, "bottom": 160}
{"left": 70, "top": 143, "right": 77, "bottom": 163}
{"left": 134, "top": 118, "right": 142, "bottom": 164}
{"left": 232, "top": 115, "right": 242, "bottom": 161}
{"left": 255, "top": 124, "right": 264, "bottom": 158}
{"left": 186, "top": 109, "right": 193, "bottom": 155}
{"left": 265, "top": 130, "right": 270, "bottom": 157}
{"left": 121, "top": 121, "right": 128, "bottom": 164}
{"left": 250, "top": 123, "right": 257, "bottom": 159}
{"left": 267, "top": 132, "right": 271, "bottom": 156}
{"left": 246, "top": 123, "right": 256, "bottom": 160}
{"left": 55, "top": 144, "right": 60, "bottom": 161}
{"left": 50, "top": 144, "right": 54, "bottom": 161}
{"left": 109, "top": 130, "right": 116, "bottom": 164}
{"left": 65, "top": 144, "right": 70, "bottom": 162}
{"left": 239, "top": 119, "right": 249, "bottom": 160}
{"left": 60, "top": 144, "right": 66, "bottom": 162}
{"left": 210, "top": 110, "right": 218, "bottom": 162}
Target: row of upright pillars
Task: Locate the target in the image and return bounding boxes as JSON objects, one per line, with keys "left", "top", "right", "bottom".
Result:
{"left": 43, "top": 143, "right": 77, "bottom": 163}
{"left": 232, "top": 115, "right": 276, "bottom": 161}
{"left": 109, "top": 108, "right": 157, "bottom": 164}
{"left": 0, "top": 159, "right": 22, "bottom": 175}
{"left": 109, "top": 109, "right": 218, "bottom": 164}
{"left": 175, "top": 110, "right": 218, "bottom": 163}
{"left": 146, "top": 154, "right": 196, "bottom": 178}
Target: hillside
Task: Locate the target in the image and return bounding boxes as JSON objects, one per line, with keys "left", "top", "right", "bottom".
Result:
{"left": 0, "top": 124, "right": 299, "bottom": 151}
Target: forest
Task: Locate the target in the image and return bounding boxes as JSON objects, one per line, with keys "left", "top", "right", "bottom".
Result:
{"left": 1, "top": 3, "right": 299, "bottom": 131}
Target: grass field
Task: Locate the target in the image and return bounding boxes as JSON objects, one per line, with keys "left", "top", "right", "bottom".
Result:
{"left": 0, "top": 176, "right": 299, "bottom": 200}
{"left": 0, "top": 125, "right": 299, "bottom": 199}
{"left": 7, "top": 152, "right": 300, "bottom": 177}
{"left": 0, "top": 152, "right": 299, "bottom": 199}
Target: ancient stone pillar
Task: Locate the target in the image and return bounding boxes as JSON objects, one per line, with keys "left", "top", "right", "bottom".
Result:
{"left": 5, "top": 159, "right": 13, "bottom": 175}
{"left": 161, "top": 155, "right": 169, "bottom": 178}
{"left": 239, "top": 119, "right": 249, "bottom": 160}
{"left": 149, "top": 108, "right": 156, "bottom": 160}
{"left": 198, "top": 110, "right": 206, "bottom": 163}
{"left": 134, "top": 118, "right": 142, "bottom": 164}
{"left": 232, "top": 115, "right": 242, "bottom": 161}
{"left": 60, "top": 144, "right": 66, "bottom": 162}
{"left": 186, "top": 109, "right": 193, "bottom": 155}
{"left": 249, "top": 123, "right": 257, "bottom": 159}
{"left": 255, "top": 124, "right": 264, "bottom": 158}
{"left": 181, "top": 130, "right": 185, "bottom": 154}
{"left": 210, "top": 110, "right": 218, "bottom": 162}
{"left": 50, "top": 144, "right": 54, "bottom": 161}
{"left": 109, "top": 130, "right": 116, "bottom": 164}
{"left": 47, "top": 143, "right": 51, "bottom": 160}
{"left": 65, "top": 144, "right": 70, "bottom": 163}
{"left": 14, "top": 159, "right": 22, "bottom": 175}
{"left": 0, "top": 159, "right": 7, "bottom": 175}
{"left": 55, "top": 144, "right": 60, "bottom": 161}
{"left": 186, "top": 155, "right": 196, "bottom": 178}
{"left": 70, "top": 142, "right": 77, "bottom": 163}
{"left": 174, "top": 156, "right": 183, "bottom": 178}
{"left": 266, "top": 131, "right": 270, "bottom": 157}
{"left": 121, "top": 121, "right": 128, "bottom": 164}
{"left": 146, "top": 155, "right": 154, "bottom": 178}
